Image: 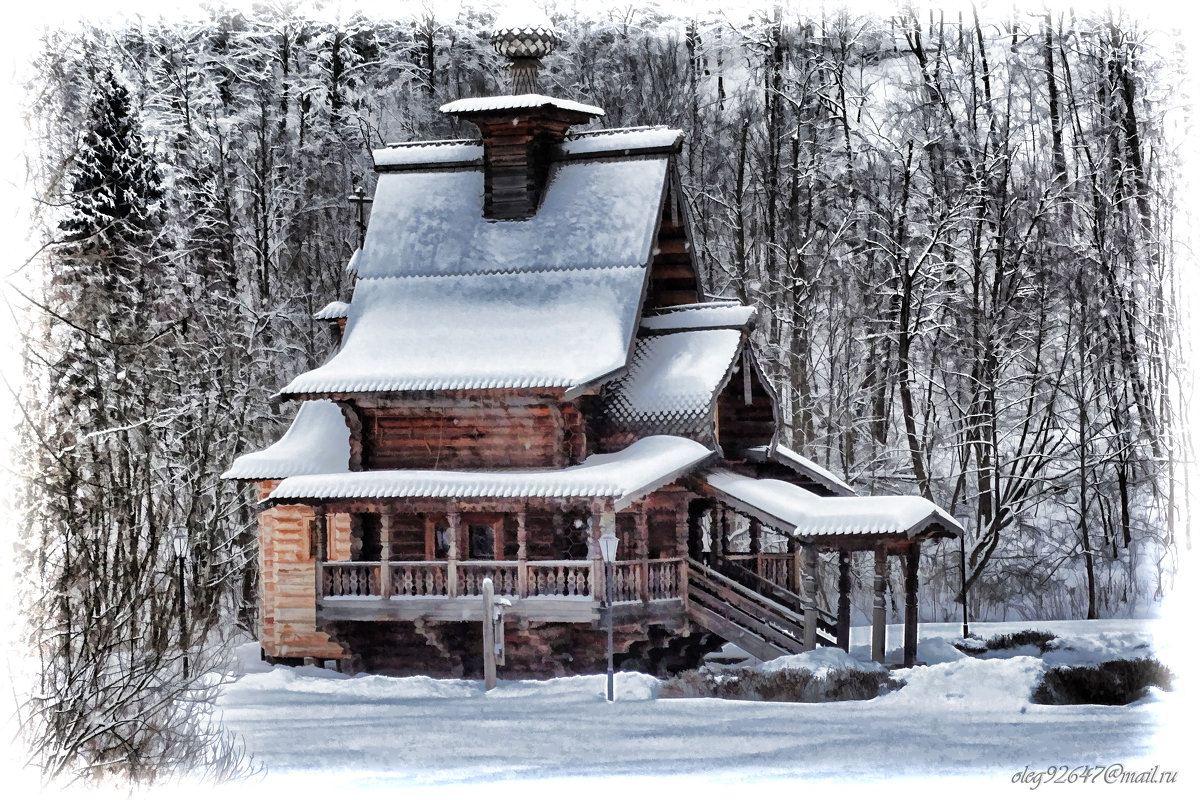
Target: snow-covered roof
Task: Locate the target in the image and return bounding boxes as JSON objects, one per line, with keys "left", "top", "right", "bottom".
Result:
{"left": 313, "top": 301, "right": 349, "bottom": 321}
{"left": 268, "top": 436, "right": 712, "bottom": 510}
{"left": 223, "top": 401, "right": 351, "bottom": 480}
{"left": 640, "top": 301, "right": 756, "bottom": 332}
{"left": 602, "top": 329, "right": 743, "bottom": 439}
{"left": 373, "top": 139, "right": 483, "bottom": 169}
{"left": 745, "top": 444, "right": 854, "bottom": 497}
{"left": 440, "top": 93, "right": 604, "bottom": 118}
{"left": 350, "top": 157, "right": 668, "bottom": 279}
{"left": 282, "top": 267, "right": 645, "bottom": 394}
{"left": 702, "top": 469, "right": 962, "bottom": 540}
{"left": 345, "top": 248, "right": 360, "bottom": 276}
{"left": 560, "top": 127, "right": 683, "bottom": 157}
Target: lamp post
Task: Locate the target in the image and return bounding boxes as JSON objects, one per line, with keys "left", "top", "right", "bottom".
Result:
{"left": 169, "top": 525, "right": 189, "bottom": 680}
{"left": 598, "top": 529, "right": 618, "bottom": 702}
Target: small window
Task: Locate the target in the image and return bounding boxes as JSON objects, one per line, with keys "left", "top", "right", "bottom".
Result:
{"left": 468, "top": 524, "right": 495, "bottom": 559}
{"left": 433, "top": 526, "right": 451, "bottom": 559}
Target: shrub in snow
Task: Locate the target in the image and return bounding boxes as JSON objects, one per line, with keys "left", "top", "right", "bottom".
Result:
{"left": 1032, "top": 658, "right": 1172, "bottom": 706}
{"left": 659, "top": 666, "right": 902, "bottom": 702}
{"left": 984, "top": 630, "right": 1058, "bottom": 653}
{"left": 954, "top": 629, "right": 1058, "bottom": 655}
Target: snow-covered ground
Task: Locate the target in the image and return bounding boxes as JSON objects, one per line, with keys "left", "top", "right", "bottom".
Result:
{"left": 214, "top": 618, "right": 1190, "bottom": 793}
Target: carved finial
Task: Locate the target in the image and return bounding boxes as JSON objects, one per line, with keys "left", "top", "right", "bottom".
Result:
{"left": 491, "top": 4, "right": 560, "bottom": 94}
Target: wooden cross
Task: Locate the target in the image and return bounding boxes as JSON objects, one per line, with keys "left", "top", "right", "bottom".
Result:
{"left": 347, "top": 182, "right": 373, "bottom": 250}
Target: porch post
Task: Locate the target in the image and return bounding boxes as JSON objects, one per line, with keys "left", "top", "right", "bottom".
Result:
{"left": 447, "top": 509, "right": 461, "bottom": 598}
{"left": 311, "top": 506, "right": 327, "bottom": 598}
{"left": 871, "top": 545, "right": 887, "bottom": 663}
{"left": 904, "top": 542, "right": 921, "bottom": 668}
{"left": 802, "top": 545, "right": 818, "bottom": 651}
{"left": 788, "top": 537, "right": 802, "bottom": 596}
{"left": 675, "top": 503, "right": 690, "bottom": 605}
{"left": 592, "top": 502, "right": 616, "bottom": 601}
{"left": 516, "top": 509, "right": 528, "bottom": 598}
{"left": 749, "top": 518, "right": 762, "bottom": 578}
{"left": 836, "top": 549, "right": 852, "bottom": 652}
{"left": 379, "top": 507, "right": 392, "bottom": 599}
{"left": 635, "top": 506, "right": 650, "bottom": 602}
{"left": 716, "top": 504, "right": 730, "bottom": 566}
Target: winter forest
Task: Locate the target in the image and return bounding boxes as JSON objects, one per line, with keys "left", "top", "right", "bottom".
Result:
{"left": 11, "top": 0, "right": 1191, "bottom": 782}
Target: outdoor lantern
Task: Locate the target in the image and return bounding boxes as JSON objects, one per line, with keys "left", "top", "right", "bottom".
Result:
{"left": 169, "top": 525, "right": 188, "bottom": 560}
{"left": 598, "top": 530, "right": 618, "bottom": 564}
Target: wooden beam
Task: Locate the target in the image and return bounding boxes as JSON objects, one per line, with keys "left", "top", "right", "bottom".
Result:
{"left": 837, "top": 549, "right": 851, "bottom": 652}
{"left": 871, "top": 546, "right": 887, "bottom": 663}
{"left": 904, "top": 542, "right": 920, "bottom": 668}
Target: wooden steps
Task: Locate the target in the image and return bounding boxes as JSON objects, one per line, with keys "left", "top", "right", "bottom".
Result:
{"left": 685, "top": 558, "right": 837, "bottom": 660}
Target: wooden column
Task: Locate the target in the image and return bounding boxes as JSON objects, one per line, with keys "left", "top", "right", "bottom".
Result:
{"left": 311, "top": 507, "right": 328, "bottom": 598}
{"left": 749, "top": 518, "right": 762, "bottom": 578}
{"left": 379, "top": 508, "right": 392, "bottom": 600}
{"left": 788, "top": 537, "right": 802, "bottom": 596}
{"left": 904, "top": 542, "right": 921, "bottom": 668}
{"left": 716, "top": 504, "right": 730, "bottom": 567}
{"left": 707, "top": 505, "right": 720, "bottom": 566}
{"left": 594, "top": 503, "right": 616, "bottom": 601}
{"left": 871, "top": 545, "right": 887, "bottom": 663}
{"left": 309, "top": 503, "right": 328, "bottom": 597}
{"left": 802, "top": 545, "right": 818, "bottom": 651}
{"left": 635, "top": 506, "right": 650, "bottom": 602}
{"left": 516, "top": 509, "right": 528, "bottom": 598}
{"left": 836, "top": 549, "right": 852, "bottom": 652}
{"left": 674, "top": 502, "right": 689, "bottom": 559}
{"left": 447, "top": 509, "right": 461, "bottom": 598}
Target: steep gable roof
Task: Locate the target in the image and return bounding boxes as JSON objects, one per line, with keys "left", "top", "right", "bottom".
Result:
{"left": 281, "top": 129, "right": 690, "bottom": 398}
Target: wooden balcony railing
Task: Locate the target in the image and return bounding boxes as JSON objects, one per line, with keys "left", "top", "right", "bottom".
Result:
{"left": 320, "top": 558, "right": 685, "bottom": 603}
{"left": 723, "top": 553, "right": 796, "bottom": 593}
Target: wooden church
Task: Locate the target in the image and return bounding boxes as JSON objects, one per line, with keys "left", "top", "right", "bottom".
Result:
{"left": 225, "top": 15, "right": 962, "bottom": 678}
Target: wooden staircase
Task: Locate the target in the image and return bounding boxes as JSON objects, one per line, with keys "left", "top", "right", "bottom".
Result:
{"left": 685, "top": 558, "right": 837, "bottom": 662}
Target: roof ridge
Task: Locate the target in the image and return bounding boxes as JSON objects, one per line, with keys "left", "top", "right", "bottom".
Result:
{"left": 380, "top": 137, "right": 482, "bottom": 149}
{"left": 564, "top": 125, "right": 677, "bottom": 140}
{"left": 351, "top": 263, "right": 647, "bottom": 282}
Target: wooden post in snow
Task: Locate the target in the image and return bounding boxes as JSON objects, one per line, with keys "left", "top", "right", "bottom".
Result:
{"left": 836, "top": 549, "right": 852, "bottom": 652}
{"left": 482, "top": 577, "right": 497, "bottom": 690}
{"left": 903, "top": 542, "right": 921, "bottom": 668}
{"left": 871, "top": 546, "right": 887, "bottom": 663}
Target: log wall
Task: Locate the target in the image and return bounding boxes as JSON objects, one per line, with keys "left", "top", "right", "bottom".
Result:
{"left": 256, "top": 480, "right": 345, "bottom": 660}
{"left": 357, "top": 397, "right": 585, "bottom": 470}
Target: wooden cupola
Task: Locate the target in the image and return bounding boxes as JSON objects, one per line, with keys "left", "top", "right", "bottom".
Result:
{"left": 440, "top": 11, "right": 602, "bottom": 221}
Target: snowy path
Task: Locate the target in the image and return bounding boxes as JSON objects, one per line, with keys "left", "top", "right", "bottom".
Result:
{"left": 215, "top": 619, "right": 1176, "bottom": 788}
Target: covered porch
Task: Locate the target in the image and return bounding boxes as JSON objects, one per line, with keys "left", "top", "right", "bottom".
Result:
{"left": 696, "top": 469, "right": 963, "bottom": 667}
{"left": 309, "top": 498, "right": 690, "bottom": 626}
